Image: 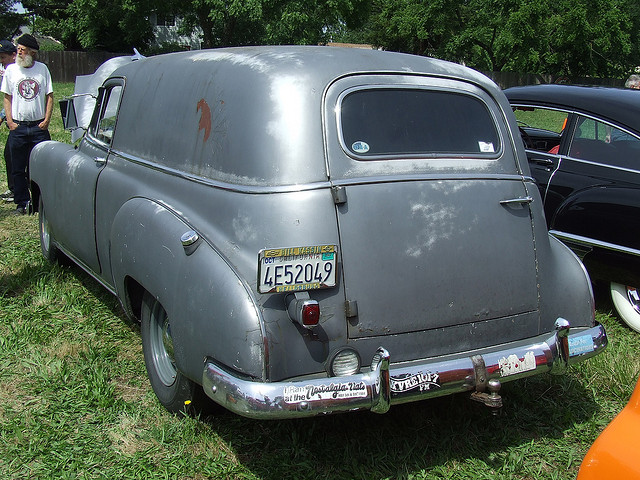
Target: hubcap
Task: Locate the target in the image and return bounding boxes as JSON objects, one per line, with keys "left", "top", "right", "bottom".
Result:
{"left": 151, "top": 303, "right": 177, "bottom": 387}
{"left": 626, "top": 286, "right": 640, "bottom": 315}
{"left": 41, "top": 209, "right": 50, "bottom": 251}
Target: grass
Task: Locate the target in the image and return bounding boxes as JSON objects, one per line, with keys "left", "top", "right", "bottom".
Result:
{"left": 513, "top": 107, "right": 568, "bottom": 133}
{"left": 1, "top": 83, "right": 640, "bottom": 480}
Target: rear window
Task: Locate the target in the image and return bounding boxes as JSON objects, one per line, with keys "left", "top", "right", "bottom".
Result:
{"left": 339, "top": 88, "right": 500, "bottom": 158}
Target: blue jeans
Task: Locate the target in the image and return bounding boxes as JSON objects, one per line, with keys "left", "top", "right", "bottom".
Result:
{"left": 8, "top": 123, "right": 50, "bottom": 207}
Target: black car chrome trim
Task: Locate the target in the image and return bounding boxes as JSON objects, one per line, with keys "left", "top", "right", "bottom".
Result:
{"left": 561, "top": 154, "right": 640, "bottom": 175}
{"left": 550, "top": 230, "right": 640, "bottom": 257}
{"left": 511, "top": 101, "right": 640, "bottom": 143}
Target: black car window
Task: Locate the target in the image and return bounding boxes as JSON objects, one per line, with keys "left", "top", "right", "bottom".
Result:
{"left": 569, "top": 115, "right": 640, "bottom": 168}
{"left": 512, "top": 106, "right": 568, "bottom": 153}
{"left": 340, "top": 88, "right": 500, "bottom": 158}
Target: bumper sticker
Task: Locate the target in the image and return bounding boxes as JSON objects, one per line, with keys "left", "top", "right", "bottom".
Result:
{"left": 568, "top": 334, "right": 594, "bottom": 356}
{"left": 499, "top": 351, "right": 536, "bottom": 377}
{"left": 390, "top": 371, "right": 440, "bottom": 393}
{"left": 283, "top": 382, "right": 367, "bottom": 403}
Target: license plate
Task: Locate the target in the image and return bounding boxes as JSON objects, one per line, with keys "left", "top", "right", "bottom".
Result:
{"left": 258, "top": 245, "right": 337, "bottom": 293}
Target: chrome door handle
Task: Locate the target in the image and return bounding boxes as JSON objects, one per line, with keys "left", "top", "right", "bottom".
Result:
{"left": 94, "top": 156, "right": 107, "bottom": 166}
{"left": 500, "top": 196, "right": 533, "bottom": 209}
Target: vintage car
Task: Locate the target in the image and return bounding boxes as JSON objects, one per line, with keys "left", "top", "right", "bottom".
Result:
{"left": 505, "top": 85, "right": 640, "bottom": 333}
{"left": 29, "top": 47, "right": 607, "bottom": 419}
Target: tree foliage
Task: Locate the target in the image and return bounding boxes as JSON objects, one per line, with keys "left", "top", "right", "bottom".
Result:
{"left": 18, "top": 0, "right": 640, "bottom": 77}
{"left": 355, "top": 0, "right": 640, "bottom": 77}
{"left": 172, "top": 0, "right": 369, "bottom": 48}
{"left": 22, "top": 0, "right": 164, "bottom": 51}
{"left": 0, "top": 0, "right": 24, "bottom": 40}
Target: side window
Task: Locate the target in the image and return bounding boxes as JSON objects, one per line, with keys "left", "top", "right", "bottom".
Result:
{"left": 512, "top": 106, "right": 568, "bottom": 153}
{"left": 569, "top": 115, "right": 640, "bottom": 168}
{"left": 92, "top": 85, "right": 123, "bottom": 145}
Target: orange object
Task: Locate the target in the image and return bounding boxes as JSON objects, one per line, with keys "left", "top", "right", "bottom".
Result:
{"left": 578, "top": 377, "right": 640, "bottom": 479}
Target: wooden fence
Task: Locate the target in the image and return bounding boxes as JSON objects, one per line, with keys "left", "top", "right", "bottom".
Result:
{"left": 38, "top": 50, "right": 627, "bottom": 88}
{"left": 38, "top": 51, "right": 128, "bottom": 83}
{"left": 485, "top": 70, "right": 625, "bottom": 89}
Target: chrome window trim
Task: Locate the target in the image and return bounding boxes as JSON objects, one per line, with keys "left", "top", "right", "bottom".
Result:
{"left": 512, "top": 104, "right": 571, "bottom": 135}
{"left": 511, "top": 103, "right": 640, "bottom": 141}
{"left": 336, "top": 84, "right": 504, "bottom": 161}
{"left": 86, "top": 77, "right": 126, "bottom": 149}
{"left": 550, "top": 230, "right": 640, "bottom": 257}
{"left": 513, "top": 102, "right": 640, "bottom": 173}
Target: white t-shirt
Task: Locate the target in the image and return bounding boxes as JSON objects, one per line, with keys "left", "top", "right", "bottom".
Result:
{"left": 0, "top": 61, "right": 53, "bottom": 122}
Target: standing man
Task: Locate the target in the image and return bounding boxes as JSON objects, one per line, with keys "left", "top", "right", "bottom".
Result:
{"left": 0, "top": 39, "right": 17, "bottom": 203}
{"left": 0, "top": 34, "right": 53, "bottom": 215}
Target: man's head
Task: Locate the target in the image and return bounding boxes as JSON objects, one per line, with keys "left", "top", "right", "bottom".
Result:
{"left": 15, "top": 34, "right": 39, "bottom": 68}
{"left": 0, "top": 39, "right": 17, "bottom": 68}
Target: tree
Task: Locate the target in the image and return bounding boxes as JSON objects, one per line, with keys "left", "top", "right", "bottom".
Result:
{"left": 23, "top": 0, "right": 163, "bottom": 51}
{"left": 172, "top": 0, "right": 370, "bottom": 48}
{"left": 351, "top": 0, "right": 640, "bottom": 78}
{"left": 0, "top": 0, "right": 24, "bottom": 40}
{"left": 22, "top": 0, "right": 369, "bottom": 52}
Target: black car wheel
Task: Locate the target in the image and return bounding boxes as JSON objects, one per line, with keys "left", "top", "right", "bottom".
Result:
{"left": 611, "top": 282, "right": 640, "bottom": 333}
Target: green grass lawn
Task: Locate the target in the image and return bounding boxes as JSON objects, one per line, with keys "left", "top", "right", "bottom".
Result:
{"left": 1, "top": 84, "right": 639, "bottom": 480}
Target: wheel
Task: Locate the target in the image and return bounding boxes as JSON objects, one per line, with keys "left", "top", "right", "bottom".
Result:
{"left": 38, "top": 196, "right": 61, "bottom": 263}
{"left": 141, "top": 292, "right": 212, "bottom": 416}
{"left": 610, "top": 282, "right": 640, "bottom": 333}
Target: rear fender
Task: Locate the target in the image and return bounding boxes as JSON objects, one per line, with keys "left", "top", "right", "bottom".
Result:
{"left": 109, "top": 198, "right": 265, "bottom": 383}
{"left": 538, "top": 235, "right": 595, "bottom": 329}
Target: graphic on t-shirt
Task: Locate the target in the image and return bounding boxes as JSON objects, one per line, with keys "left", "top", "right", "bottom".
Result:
{"left": 18, "top": 79, "right": 40, "bottom": 101}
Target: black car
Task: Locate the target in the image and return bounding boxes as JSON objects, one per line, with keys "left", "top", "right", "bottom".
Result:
{"left": 505, "top": 84, "right": 640, "bottom": 333}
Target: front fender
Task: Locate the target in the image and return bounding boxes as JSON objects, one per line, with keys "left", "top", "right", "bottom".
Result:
{"left": 29, "top": 141, "right": 77, "bottom": 213}
{"left": 110, "top": 198, "right": 265, "bottom": 383}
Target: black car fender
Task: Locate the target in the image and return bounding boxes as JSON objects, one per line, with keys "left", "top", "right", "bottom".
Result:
{"left": 551, "top": 185, "right": 640, "bottom": 249}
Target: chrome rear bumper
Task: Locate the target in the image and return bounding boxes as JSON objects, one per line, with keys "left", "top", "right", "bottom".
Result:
{"left": 202, "top": 321, "right": 607, "bottom": 419}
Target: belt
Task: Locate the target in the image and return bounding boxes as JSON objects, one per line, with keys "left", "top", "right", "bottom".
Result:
{"left": 15, "top": 119, "right": 44, "bottom": 127}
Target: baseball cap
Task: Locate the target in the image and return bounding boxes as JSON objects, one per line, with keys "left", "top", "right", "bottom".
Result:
{"left": 0, "top": 39, "right": 17, "bottom": 54}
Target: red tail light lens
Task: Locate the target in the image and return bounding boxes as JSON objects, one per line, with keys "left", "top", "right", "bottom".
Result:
{"left": 302, "top": 303, "right": 320, "bottom": 327}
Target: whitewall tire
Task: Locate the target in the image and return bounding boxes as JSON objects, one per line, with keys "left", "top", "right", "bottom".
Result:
{"left": 611, "top": 282, "right": 640, "bottom": 333}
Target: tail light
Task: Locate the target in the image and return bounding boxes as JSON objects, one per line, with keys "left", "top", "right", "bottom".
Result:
{"left": 285, "top": 292, "right": 319, "bottom": 329}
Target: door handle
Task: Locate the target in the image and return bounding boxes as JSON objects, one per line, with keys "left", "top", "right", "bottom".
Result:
{"left": 530, "top": 157, "right": 554, "bottom": 167}
{"left": 94, "top": 156, "right": 106, "bottom": 166}
{"left": 500, "top": 196, "right": 533, "bottom": 209}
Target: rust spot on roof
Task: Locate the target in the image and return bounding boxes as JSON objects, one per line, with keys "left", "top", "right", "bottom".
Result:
{"left": 197, "top": 99, "right": 211, "bottom": 142}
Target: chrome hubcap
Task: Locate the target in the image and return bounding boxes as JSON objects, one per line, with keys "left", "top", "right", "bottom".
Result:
{"left": 151, "top": 303, "right": 177, "bottom": 387}
{"left": 41, "top": 209, "right": 50, "bottom": 250}
{"left": 626, "top": 286, "right": 640, "bottom": 315}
